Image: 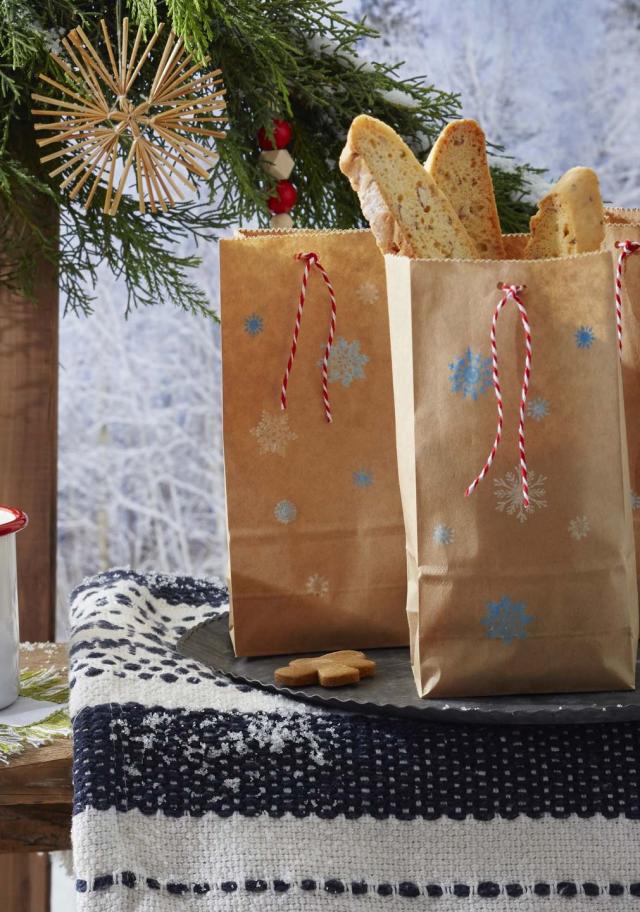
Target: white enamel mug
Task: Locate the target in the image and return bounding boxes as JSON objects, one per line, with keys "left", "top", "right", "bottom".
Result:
{"left": 0, "top": 506, "right": 28, "bottom": 710}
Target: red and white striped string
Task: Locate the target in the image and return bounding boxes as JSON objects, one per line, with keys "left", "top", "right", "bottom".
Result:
{"left": 280, "top": 252, "right": 337, "bottom": 423}
{"left": 614, "top": 240, "right": 640, "bottom": 355}
{"left": 465, "top": 283, "right": 532, "bottom": 507}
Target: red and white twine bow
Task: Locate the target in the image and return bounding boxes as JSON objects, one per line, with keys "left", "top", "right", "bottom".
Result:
{"left": 465, "top": 283, "right": 532, "bottom": 507}
{"left": 615, "top": 240, "right": 640, "bottom": 354}
{"left": 281, "top": 252, "right": 337, "bottom": 422}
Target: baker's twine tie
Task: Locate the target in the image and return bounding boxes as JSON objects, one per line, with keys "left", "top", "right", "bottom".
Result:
{"left": 465, "top": 283, "right": 532, "bottom": 507}
{"left": 615, "top": 240, "right": 640, "bottom": 354}
{"left": 281, "top": 252, "right": 337, "bottom": 423}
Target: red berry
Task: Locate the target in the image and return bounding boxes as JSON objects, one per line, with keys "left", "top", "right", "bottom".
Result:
{"left": 258, "top": 118, "right": 293, "bottom": 150}
{"left": 267, "top": 180, "right": 297, "bottom": 214}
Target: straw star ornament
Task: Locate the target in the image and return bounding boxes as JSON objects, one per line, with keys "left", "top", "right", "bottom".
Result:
{"left": 31, "top": 18, "right": 226, "bottom": 215}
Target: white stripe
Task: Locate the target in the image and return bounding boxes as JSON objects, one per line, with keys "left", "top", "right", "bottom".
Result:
{"left": 73, "top": 807, "right": 640, "bottom": 895}
{"left": 78, "top": 889, "right": 640, "bottom": 912}
{"left": 70, "top": 670, "right": 327, "bottom": 717}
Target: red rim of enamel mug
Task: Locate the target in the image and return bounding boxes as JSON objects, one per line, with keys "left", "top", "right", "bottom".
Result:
{"left": 0, "top": 506, "right": 28, "bottom": 537}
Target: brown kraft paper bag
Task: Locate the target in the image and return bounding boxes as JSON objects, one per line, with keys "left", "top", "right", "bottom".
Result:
{"left": 604, "top": 209, "right": 640, "bottom": 596}
{"left": 220, "top": 229, "right": 407, "bottom": 656}
{"left": 385, "top": 248, "right": 638, "bottom": 698}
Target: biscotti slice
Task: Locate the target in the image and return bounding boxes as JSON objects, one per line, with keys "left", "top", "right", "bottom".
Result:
{"left": 503, "top": 234, "right": 529, "bottom": 259}
{"left": 525, "top": 167, "right": 604, "bottom": 258}
{"left": 425, "top": 119, "right": 505, "bottom": 259}
{"left": 339, "top": 115, "right": 477, "bottom": 259}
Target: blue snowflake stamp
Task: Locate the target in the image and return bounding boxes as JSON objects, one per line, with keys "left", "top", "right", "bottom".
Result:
{"left": 575, "top": 326, "right": 595, "bottom": 349}
{"left": 274, "top": 500, "right": 297, "bottom": 524}
{"left": 320, "top": 337, "right": 369, "bottom": 387}
{"left": 432, "top": 523, "right": 454, "bottom": 545}
{"left": 449, "top": 348, "right": 492, "bottom": 400}
{"left": 353, "top": 468, "right": 373, "bottom": 487}
{"left": 481, "top": 596, "right": 534, "bottom": 644}
{"left": 244, "top": 313, "right": 264, "bottom": 336}
{"left": 527, "top": 396, "right": 549, "bottom": 422}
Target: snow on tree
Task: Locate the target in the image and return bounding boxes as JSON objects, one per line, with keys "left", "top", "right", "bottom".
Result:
{"left": 355, "top": 0, "right": 640, "bottom": 205}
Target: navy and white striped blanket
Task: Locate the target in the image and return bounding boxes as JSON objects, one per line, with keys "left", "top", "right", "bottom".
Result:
{"left": 70, "top": 569, "right": 640, "bottom": 909}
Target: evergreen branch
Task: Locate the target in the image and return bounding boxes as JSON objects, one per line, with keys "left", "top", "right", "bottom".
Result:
{"left": 490, "top": 162, "right": 543, "bottom": 235}
{"left": 60, "top": 197, "right": 223, "bottom": 317}
{"left": 0, "top": 0, "right": 540, "bottom": 318}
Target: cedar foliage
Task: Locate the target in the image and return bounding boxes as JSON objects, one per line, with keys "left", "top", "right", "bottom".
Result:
{"left": 0, "top": 0, "right": 538, "bottom": 315}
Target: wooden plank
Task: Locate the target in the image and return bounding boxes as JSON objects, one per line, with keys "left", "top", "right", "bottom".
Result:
{"left": 0, "top": 804, "right": 71, "bottom": 853}
{"left": 0, "top": 201, "right": 58, "bottom": 642}
{"left": 17, "top": 641, "right": 68, "bottom": 675}
{"left": 0, "top": 644, "right": 70, "bottom": 911}
{"left": 0, "top": 644, "right": 72, "bottom": 808}
{"left": 0, "top": 744, "right": 72, "bottom": 807}
{"left": 0, "top": 853, "right": 49, "bottom": 909}
{"left": 16, "top": 642, "right": 68, "bottom": 680}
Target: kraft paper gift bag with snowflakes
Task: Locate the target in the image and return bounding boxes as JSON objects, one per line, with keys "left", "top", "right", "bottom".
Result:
{"left": 385, "top": 248, "right": 638, "bottom": 698}
{"left": 219, "top": 229, "right": 407, "bottom": 656}
{"left": 604, "top": 209, "right": 640, "bottom": 599}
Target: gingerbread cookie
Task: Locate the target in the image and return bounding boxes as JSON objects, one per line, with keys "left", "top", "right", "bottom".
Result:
{"left": 275, "top": 650, "right": 376, "bottom": 688}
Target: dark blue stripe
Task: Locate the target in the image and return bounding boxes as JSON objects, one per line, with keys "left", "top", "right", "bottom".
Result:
{"left": 73, "top": 875, "right": 640, "bottom": 899}
{"left": 71, "top": 569, "right": 227, "bottom": 610}
{"left": 72, "top": 702, "right": 640, "bottom": 821}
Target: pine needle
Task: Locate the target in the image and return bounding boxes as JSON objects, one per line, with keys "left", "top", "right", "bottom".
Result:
{"left": 0, "top": 664, "right": 70, "bottom": 764}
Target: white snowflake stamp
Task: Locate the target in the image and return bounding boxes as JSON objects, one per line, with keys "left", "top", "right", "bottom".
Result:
{"left": 357, "top": 281, "right": 380, "bottom": 306}
{"left": 305, "top": 574, "right": 329, "bottom": 598}
{"left": 631, "top": 491, "right": 640, "bottom": 511}
{"left": 568, "top": 516, "right": 590, "bottom": 541}
{"left": 250, "top": 411, "right": 297, "bottom": 456}
{"left": 432, "top": 523, "right": 454, "bottom": 545}
{"left": 320, "top": 337, "right": 369, "bottom": 387}
{"left": 494, "top": 465, "right": 547, "bottom": 522}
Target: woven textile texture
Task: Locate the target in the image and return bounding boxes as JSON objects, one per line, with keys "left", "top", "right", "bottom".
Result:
{"left": 70, "top": 569, "right": 640, "bottom": 910}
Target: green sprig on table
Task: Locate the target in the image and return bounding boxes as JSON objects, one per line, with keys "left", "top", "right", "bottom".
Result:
{"left": 0, "top": 0, "right": 540, "bottom": 317}
{"left": 0, "top": 665, "right": 70, "bottom": 764}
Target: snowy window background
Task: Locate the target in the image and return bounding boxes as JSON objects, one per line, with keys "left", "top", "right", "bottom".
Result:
{"left": 57, "top": 244, "right": 227, "bottom": 635}
{"left": 55, "top": 0, "right": 640, "bottom": 636}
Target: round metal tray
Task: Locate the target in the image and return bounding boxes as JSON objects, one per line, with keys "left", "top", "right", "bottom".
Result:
{"left": 178, "top": 614, "right": 640, "bottom": 725}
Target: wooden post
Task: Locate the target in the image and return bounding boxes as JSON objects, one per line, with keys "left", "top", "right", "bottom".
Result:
{"left": 0, "top": 853, "right": 50, "bottom": 911}
{"left": 0, "top": 196, "right": 59, "bottom": 911}
{"left": 0, "top": 204, "right": 58, "bottom": 641}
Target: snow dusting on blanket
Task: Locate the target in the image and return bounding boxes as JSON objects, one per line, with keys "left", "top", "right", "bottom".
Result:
{"left": 71, "top": 569, "right": 640, "bottom": 910}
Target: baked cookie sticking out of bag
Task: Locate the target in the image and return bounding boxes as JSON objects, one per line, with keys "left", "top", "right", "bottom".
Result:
{"left": 339, "top": 115, "right": 477, "bottom": 259}
{"left": 425, "top": 119, "right": 505, "bottom": 259}
{"left": 525, "top": 167, "right": 604, "bottom": 258}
